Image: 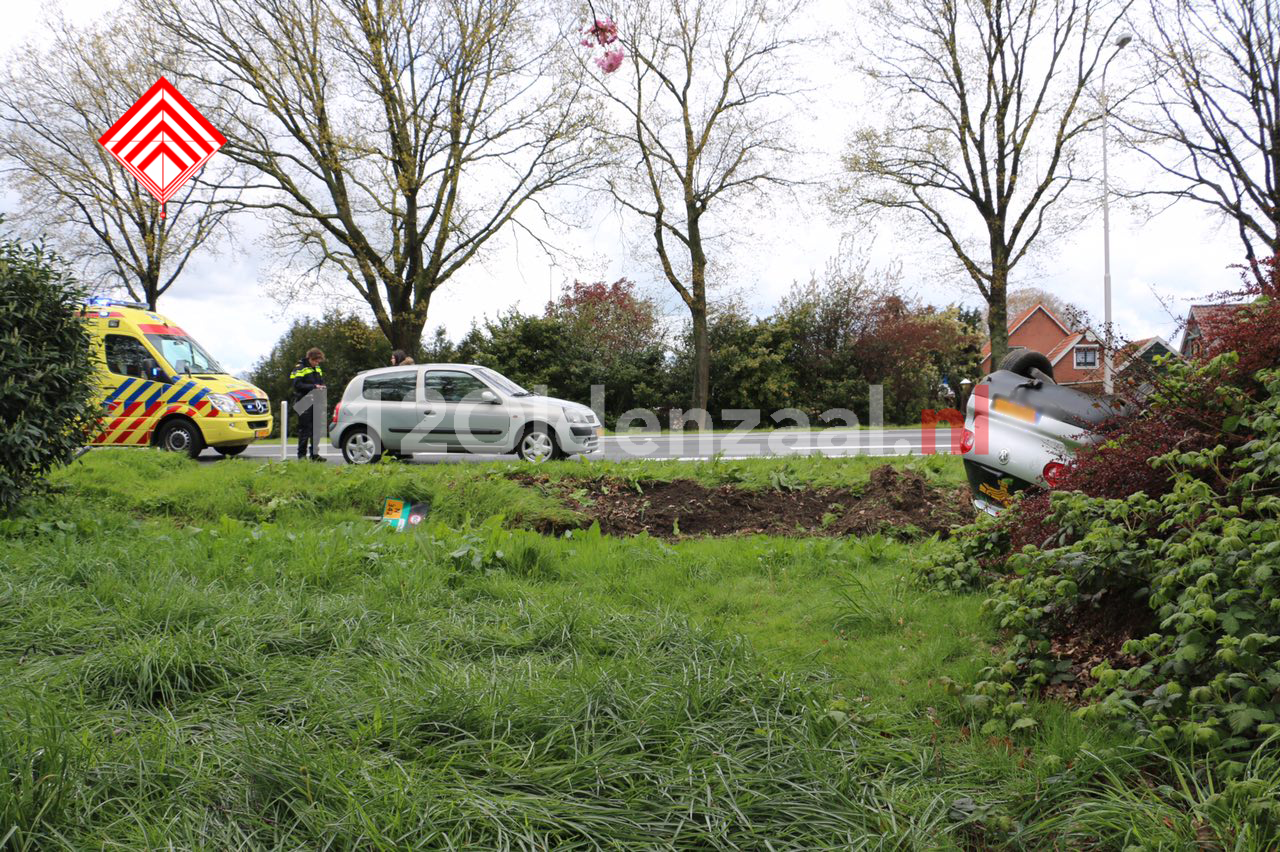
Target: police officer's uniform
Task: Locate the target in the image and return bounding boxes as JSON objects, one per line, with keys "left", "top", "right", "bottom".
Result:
{"left": 290, "top": 358, "right": 325, "bottom": 460}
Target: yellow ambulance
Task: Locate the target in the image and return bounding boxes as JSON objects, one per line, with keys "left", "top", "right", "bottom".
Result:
{"left": 80, "top": 298, "right": 273, "bottom": 457}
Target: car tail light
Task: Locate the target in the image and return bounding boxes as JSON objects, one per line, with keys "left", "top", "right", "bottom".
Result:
{"left": 331, "top": 401, "right": 341, "bottom": 425}
{"left": 960, "top": 428, "right": 975, "bottom": 454}
{"left": 1042, "top": 461, "right": 1068, "bottom": 488}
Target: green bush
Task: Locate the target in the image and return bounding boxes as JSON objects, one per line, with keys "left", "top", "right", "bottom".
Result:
{"left": 0, "top": 234, "right": 97, "bottom": 513}
{"left": 929, "top": 365, "right": 1280, "bottom": 767}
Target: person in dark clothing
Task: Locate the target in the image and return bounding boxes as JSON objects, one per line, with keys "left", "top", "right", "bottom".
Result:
{"left": 391, "top": 349, "right": 415, "bottom": 366}
{"left": 290, "top": 347, "right": 326, "bottom": 461}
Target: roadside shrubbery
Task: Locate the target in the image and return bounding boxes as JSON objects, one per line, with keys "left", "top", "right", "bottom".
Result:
{"left": 0, "top": 232, "right": 97, "bottom": 513}
{"left": 923, "top": 268, "right": 1280, "bottom": 781}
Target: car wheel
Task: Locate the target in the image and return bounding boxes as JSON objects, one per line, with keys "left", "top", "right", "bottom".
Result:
{"left": 157, "top": 418, "right": 205, "bottom": 459}
{"left": 342, "top": 426, "right": 382, "bottom": 465}
{"left": 216, "top": 445, "right": 248, "bottom": 458}
{"left": 517, "top": 424, "right": 559, "bottom": 463}
{"left": 998, "top": 349, "right": 1055, "bottom": 382}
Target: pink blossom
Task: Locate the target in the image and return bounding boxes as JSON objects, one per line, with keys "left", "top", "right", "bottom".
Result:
{"left": 584, "top": 17, "right": 618, "bottom": 46}
{"left": 595, "top": 48, "right": 624, "bottom": 73}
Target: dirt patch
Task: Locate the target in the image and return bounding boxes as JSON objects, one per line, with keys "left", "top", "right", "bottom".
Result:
{"left": 1042, "top": 593, "right": 1156, "bottom": 703}
{"left": 514, "top": 464, "right": 973, "bottom": 539}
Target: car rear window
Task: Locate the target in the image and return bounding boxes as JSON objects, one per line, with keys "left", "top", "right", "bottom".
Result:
{"left": 362, "top": 371, "right": 417, "bottom": 402}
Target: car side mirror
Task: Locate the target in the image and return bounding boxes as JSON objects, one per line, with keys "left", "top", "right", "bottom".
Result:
{"left": 480, "top": 390, "right": 499, "bottom": 404}
{"left": 142, "top": 358, "right": 169, "bottom": 382}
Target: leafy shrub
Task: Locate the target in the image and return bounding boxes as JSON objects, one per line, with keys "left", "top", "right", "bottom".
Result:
{"left": 0, "top": 233, "right": 97, "bottom": 512}
{"left": 933, "top": 365, "right": 1280, "bottom": 766}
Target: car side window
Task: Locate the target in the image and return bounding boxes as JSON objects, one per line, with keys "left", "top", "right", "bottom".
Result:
{"left": 362, "top": 371, "right": 418, "bottom": 402}
{"left": 424, "top": 371, "right": 489, "bottom": 403}
{"left": 104, "top": 335, "right": 152, "bottom": 378}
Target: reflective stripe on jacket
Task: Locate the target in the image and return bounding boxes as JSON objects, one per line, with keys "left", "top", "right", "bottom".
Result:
{"left": 291, "top": 359, "right": 324, "bottom": 402}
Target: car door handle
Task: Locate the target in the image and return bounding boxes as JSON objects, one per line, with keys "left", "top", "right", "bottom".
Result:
{"left": 422, "top": 409, "right": 435, "bottom": 415}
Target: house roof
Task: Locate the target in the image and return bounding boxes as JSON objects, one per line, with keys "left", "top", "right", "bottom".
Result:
{"left": 1182, "top": 304, "right": 1248, "bottom": 352}
{"left": 979, "top": 303, "right": 1072, "bottom": 361}
{"left": 1116, "top": 336, "right": 1177, "bottom": 374}
{"left": 1188, "top": 304, "right": 1244, "bottom": 330}
{"left": 1117, "top": 336, "right": 1156, "bottom": 360}
{"left": 1046, "top": 333, "right": 1084, "bottom": 364}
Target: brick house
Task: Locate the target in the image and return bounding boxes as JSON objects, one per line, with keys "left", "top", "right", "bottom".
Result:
{"left": 978, "top": 303, "right": 1179, "bottom": 392}
{"left": 978, "top": 304, "right": 1106, "bottom": 388}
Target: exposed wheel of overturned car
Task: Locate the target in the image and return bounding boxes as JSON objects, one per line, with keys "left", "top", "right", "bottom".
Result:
{"left": 998, "top": 348, "right": 1055, "bottom": 382}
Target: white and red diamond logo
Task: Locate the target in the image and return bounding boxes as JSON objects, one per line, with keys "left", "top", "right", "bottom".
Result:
{"left": 99, "top": 77, "right": 226, "bottom": 214}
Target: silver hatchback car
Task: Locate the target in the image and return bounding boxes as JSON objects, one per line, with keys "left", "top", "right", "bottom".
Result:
{"left": 328, "top": 364, "right": 602, "bottom": 463}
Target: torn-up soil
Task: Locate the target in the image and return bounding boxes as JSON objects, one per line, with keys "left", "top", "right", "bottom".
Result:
{"left": 1042, "top": 593, "right": 1156, "bottom": 703}
{"left": 514, "top": 464, "right": 973, "bottom": 539}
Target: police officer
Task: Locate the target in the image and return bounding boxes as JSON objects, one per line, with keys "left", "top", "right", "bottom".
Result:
{"left": 290, "top": 347, "right": 326, "bottom": 461}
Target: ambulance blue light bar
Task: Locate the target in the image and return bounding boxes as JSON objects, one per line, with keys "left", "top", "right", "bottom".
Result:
{"left": 86, "top": 296, "right": 149, "bottom": 310}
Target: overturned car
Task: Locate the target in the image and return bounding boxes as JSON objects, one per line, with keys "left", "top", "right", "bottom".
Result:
{"left": 960, "top": 350, "right": 1129, "bottom": 515}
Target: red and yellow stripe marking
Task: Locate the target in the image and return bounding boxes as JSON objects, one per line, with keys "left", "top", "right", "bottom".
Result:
{"left": 90, "top": 387, "right": 218, "bottom": 445}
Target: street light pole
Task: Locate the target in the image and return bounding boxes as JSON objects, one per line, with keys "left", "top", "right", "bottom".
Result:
{"left": 1101, "top": 34, "right": 1131, "bottom": 395}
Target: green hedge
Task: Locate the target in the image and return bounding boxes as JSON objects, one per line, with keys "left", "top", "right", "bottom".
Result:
{"left": 0, "top": 235, "right": 97, "bottom": 512}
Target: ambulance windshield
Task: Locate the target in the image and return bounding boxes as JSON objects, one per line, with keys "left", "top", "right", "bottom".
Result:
{"left": 146, "top": 333, "right": 225, "bottom": 375}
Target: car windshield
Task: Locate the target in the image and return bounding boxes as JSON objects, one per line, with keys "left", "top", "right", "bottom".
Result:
{"left": 145, "top": 333, "right": 225, "bottom": 375}
{"left": 476, "top": 366, "right": 532, "bottom": 397}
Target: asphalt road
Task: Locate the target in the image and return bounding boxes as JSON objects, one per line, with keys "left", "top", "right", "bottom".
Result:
{"left": 220, "top": 427, "right": 958, "bottom": 465}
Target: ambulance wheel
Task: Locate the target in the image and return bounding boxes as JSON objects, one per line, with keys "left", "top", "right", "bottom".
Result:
{"left": 216, "top": 446, "right": 248, "bottom": 458}
{"left": 157, "top": 418, "right": 205, "bottom": 459}
{"left": 341, "top": 426, "right": 382, "bottom": 465}
{"left": 999, "top": 349, "right": 1055, "bottom": 383}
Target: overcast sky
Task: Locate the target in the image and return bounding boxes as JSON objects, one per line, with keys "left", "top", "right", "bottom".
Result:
{"left": 0, "top": 0, "right": 1245, "bottom": 378}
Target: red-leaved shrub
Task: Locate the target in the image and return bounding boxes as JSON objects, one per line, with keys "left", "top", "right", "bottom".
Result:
{"left": 1004, "top": 256, "right": 1280, "bottom": 551}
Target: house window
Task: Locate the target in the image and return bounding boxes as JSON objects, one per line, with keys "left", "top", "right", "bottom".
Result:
{"left": 1074, "top": 346, "right": 1099, "bottom": 368}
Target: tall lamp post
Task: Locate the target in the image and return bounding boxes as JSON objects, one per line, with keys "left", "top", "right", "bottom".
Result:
{"left": 1101, "top": 33, "right": 1131, "bottom": 395}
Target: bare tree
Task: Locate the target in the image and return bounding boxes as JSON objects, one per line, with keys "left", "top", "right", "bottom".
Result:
{"left": 840, "top": 0, "right": 1132, "bottom": 367}
{"left": 1129, "top": 0, "right": 1279, "bottom": 285}
{"left": 0, "top": 16, "right": 236, "bottom": 309}
{"left": 583, "top": 0, "right": 805, "bottom": 422}
{"left": 139, "top": 0, "right": 604, "bottom": 352}
{"left": 994, "top": 286, "right": 1092, "bottom": 327}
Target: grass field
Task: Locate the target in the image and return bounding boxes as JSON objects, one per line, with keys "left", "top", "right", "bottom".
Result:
{"left": 0, "top": 451, "right": 1256, "bottom": 849}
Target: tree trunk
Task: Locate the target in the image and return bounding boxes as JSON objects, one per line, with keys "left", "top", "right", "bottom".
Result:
{"left": 144, "top": 267, "right": 160, "bottom": 311}
{"left": 386, "top": 310, "right": 430, "bottom": 356}
{"left": 691, "top": 306, "right": 710, "bottom": 427}
{"left": 987, "top": 263, "right": 1010, "bottom": 369}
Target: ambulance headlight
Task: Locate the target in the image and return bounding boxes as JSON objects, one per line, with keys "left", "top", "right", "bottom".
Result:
{"left": 208, "top": 393, "right": 240, "bottom": 414}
